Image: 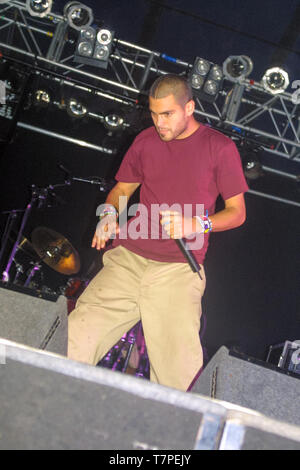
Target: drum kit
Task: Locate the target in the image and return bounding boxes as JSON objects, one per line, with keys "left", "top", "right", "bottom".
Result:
{"left": 0, "top": 167, "right": 149, "bottom": 379}
{"left": 0, "top": 164, "right": 106, "bottom": 293}
{"left": 1, "top": 223, "right": 84, "bottom": 300}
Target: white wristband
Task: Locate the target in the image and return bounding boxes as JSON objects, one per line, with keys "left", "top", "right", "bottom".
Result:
{"left": 194, "top": 216, "right": 205, "bottom": 233}
{"left": 99, "top": 205, "right": 118, "bottom": 219}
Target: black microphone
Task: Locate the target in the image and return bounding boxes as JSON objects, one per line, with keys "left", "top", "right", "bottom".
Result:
{"left": 175, "top": 238, "right": 203, "bottom": 280}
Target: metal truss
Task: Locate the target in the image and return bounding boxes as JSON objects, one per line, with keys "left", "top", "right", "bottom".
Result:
{"left": 0, "top": 1, "right": 300, "bottom": 175}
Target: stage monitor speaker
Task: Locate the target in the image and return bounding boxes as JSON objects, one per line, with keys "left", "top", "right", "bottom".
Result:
{"left": 1, "top": 340, "right": 300, "bottom": 450}
{"left": 0, "top": 282, "right": 67, "bottom": 355}
{"left": 191, "top": 346, "right": 300, "bottom": 427}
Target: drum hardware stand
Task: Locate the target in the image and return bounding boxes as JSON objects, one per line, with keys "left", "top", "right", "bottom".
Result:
{"left": 0, "top": 209, "right": 21, "bottom": 275}
{"left": 117, "top": 323, "right": 140, "bottom": 374}
{"left": 99, "top": 322, "right": 150, "bottom": 379}
{"left": 11, "top": 259, "right": 24, "bottom": 284}
{"left": 58, "top": 163, "right": 113, "bottom": 192}
{"left": 24, "top": 261, "right": 42, "bottom": 288}
{"left": 1, "top": 181, "right": 69, "bottom": 284}
{"left": 122, "top": 332, "right": 139, "bottom": 373}
{"left": 135, "top": 326, "right": 150, "bottom": 379}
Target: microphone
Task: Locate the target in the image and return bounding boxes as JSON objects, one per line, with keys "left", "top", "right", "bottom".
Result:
{"left": 175, "top": 238, "right": 202, "bottom": 280}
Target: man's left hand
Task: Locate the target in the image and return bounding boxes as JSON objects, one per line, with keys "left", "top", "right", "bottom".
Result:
{"left": 160, "top": 211, "right": 197, "bottom": 239}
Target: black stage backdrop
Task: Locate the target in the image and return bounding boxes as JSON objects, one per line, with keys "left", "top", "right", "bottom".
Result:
{"left": 0, "top": 120, "right": 299, "bottom": 365}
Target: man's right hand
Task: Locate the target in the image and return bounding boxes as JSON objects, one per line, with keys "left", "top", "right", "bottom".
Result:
{"left": 91, "top": 214, "right": 120, "bottom": 250}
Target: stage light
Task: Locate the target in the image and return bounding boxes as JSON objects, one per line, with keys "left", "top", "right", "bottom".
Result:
{"left": 223, "top": 55, "right": 253, "bottom": 82}
{"left": 203, "top": 79, "right": 218, "bottom": 96}
{"left": 103, "top": 112, "right": 124, "bottom": 132}
{"left": 64, "top": 2, "right": 93, "bottom": 31}
{"left": 66, "top": 98, "right": 88, "bottom": 118}
{"left": 189, "top": 57, "right": 224, "bottom": 103}
{"left": 195, "top": 58, "right": 210, "bottom": 76}
{"left": 239, "top": 143, "right": 264, "bottom": 180}
{"left": 76, "top": 27, "right": 96, "bottom": 58}
{"left": 74, "top": 27, "right": 114, "bottom": 70}
{"left": 190, "top": 74, "right": 204, "bottom": 90}
{"left": 26, "top": 0, "right": 52, "bottom": 18}
{"left": 93, "top": 29, "right": 114, "bottom": 63}
{"left": 262, "top": 67, "right": 289, "bottom": 95}
{"left": 209, "top": 64, "right": 223, "bottom": 82}
{"left": 33, "top": 89, "right": 51, "bottom": 107}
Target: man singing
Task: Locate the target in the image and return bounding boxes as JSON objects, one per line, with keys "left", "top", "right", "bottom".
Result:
{"left": 68, "top": 74, "right": 248, "bottom": 391}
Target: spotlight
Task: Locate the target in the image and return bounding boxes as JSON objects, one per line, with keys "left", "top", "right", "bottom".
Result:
{"left": 203, "top": 80, "right": 219, "bottom": 97}
{"left": 262, "top": 67, "right": 289, "bottom": 95}
{"left": 64, "top": 2, "right": 94, "bottom": 31}
{"left": 103, "top": 112, "right": 125, "bottom": 132}
{"left": 239, "top": 143, "right": 264, "bottom": 180}
{"left": 66, "top": 98, "right": 88, "bottom": 118}
{"left": 191, "top": 74, "right": 204, "bottom": 90}
{"left": 189, "top": 57, "right": 223, "bottom": 103}
{"left": 223, "top": 55, "right": 253, "bottom": 82}
{"left": 195, "top": 58, "right": 210, "bottom": 76}
{"left": 74, "top": 27, "right": 114, "bottom": 70}
{"left": 33, "top": 89, "right": 51, "bottom": 107}
{"left": 26, "top": 0, "right": 52, "bottom": 18}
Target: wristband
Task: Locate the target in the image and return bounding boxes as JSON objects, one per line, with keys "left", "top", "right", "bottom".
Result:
{"left": 194, "top": 215, "right": 205, "bottom": 232}
{"left": 195, "top": 213, "right": 213, "bottom": 233}
{"left": 99, "top": 205, "right": 118, "bottom": 220}
{"left": 203, "top": 216, "right": 213, "bottom": 233}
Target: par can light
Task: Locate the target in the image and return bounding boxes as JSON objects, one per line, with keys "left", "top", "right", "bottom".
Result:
{"left": 104, "top": 113, "right": 125, "bottom": 132}
{"left": 262, "top": 67, "right": 289, "bottom": 95}
{"left": 223, "top": 55, "right": 253, "bottom": 82}
{"left": 67, "top": 98, "right": 88, "bottom": 118}
{"left": 64, "top": 2, "right": 94, "bottom": 31}
{"left": 26, "top": 0, "right": 52, "bottom": 18}
{"left": 189, "top": 56, "right": 224, "bottom": 103}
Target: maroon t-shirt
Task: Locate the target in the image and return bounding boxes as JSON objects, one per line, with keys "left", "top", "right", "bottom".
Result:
{"left": 112, "top": 124, "right": 248, "bottom": 264}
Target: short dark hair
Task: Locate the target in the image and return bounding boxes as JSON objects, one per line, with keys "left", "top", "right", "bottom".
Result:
{"left": 149, "top": 74, "right": 193, "bottom": 106}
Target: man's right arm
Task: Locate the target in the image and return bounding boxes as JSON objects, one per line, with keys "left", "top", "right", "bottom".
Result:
{"left": 104, "top": 181, "right": 141, "bottom": 214}
{"left": 92, "top": 181, "right": 141, "bottom": 250}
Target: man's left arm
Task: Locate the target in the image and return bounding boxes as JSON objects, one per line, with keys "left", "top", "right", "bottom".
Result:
{"left": 160, "top": 193, "right": 246, "bottom": 238}
{"left": 206, "top": 192, "right": 246, "bottom": 232}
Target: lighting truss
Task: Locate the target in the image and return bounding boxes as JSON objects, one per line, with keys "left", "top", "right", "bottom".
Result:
{"left": 0, "top": 0, "right": 299, "bottom": 168}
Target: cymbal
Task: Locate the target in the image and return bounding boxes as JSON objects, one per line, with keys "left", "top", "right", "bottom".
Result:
{"left": 31, "top": 227, "right": 80, "bottom": 275}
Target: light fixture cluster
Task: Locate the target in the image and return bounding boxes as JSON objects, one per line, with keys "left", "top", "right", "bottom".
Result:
{"left": 222, "top": 55, "right": 290, "bottom": 95}
{"left": 189, "top": 57, "right": 224, "bottom": 103}
{"left": 25, "top": 1, "right": 94, "bottom": 27}
{"left": 74, "top": 26, "right": 115, "bottom": 70}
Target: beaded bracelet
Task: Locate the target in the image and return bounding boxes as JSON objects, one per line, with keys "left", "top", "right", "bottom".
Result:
{"left": 202, "top": 216, "right": 213, "bottom": 233}
{"left": 195, "top": 212, "right": 213, "bottom": 234}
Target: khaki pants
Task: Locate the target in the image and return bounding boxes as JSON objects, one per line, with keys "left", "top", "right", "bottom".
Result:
{"left": 68, "top": 245, "right": 206, "bottom": 391}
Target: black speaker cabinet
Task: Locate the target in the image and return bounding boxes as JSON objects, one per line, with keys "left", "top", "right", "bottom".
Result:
{"left": 1, "top": 340, "right": 300, "bottom": 450}
{"left": 192, "top": 346, "right": 300, "bottom": 427}
{"left": 0, "top": 282, "right": 67, "bottom": 355}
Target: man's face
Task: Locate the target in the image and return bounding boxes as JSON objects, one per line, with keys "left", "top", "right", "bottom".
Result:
{"left": 149, "top": 94, "right": 194, "bottom": 141}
